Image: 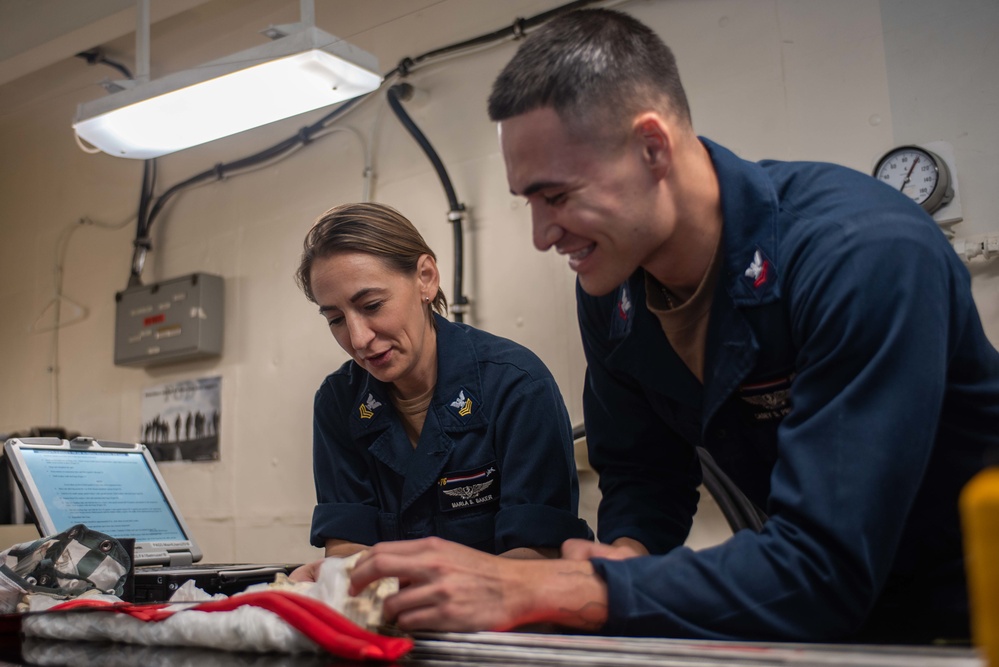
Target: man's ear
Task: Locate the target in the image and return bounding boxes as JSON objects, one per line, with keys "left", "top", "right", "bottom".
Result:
{"left": 633, "top": 113, "right": 673, "bottom": 179}
{"left": 417, "top": 253, "right": 441, "bottom": 297}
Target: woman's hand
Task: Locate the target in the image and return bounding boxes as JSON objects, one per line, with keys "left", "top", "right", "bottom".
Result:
{"left": 288, "top": 539, "right": 369, "bottom": 582}
{"left": 288, "top": 558, "right": 325, "bottom": 582}
{"left": 561, "top": 536, "right": 648, "bottom": 561}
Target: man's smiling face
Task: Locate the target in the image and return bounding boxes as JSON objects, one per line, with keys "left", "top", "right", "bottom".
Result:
{"left": 499, "top": 106, "right": 671, "bottom": 297}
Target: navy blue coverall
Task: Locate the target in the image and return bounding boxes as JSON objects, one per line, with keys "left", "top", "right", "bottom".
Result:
{"left": 310, "top": 313, "right": 591, "bottom": 554}
{"left": 583, "top": 139, "right": 999, "bottom": 642}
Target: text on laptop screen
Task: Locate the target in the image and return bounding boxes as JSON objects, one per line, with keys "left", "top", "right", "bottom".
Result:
{"left": 19, "top": 448, "right": 187, "bottom": 541}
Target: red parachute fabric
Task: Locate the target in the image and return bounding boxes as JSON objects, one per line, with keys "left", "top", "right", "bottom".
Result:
{"left": 48, "top": 590, "right": 412, "bottom": 661}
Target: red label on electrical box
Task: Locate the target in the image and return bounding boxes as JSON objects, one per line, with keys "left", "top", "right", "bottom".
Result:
{"left": 143, "top": 314, "right": 166, "bottom": 327}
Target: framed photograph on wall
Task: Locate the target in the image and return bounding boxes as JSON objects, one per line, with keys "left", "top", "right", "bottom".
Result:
{"left": 140, "top": 376, "right": 221, "bottom": 462}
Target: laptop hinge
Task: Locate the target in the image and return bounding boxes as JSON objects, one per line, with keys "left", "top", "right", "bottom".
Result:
{"left": 167, "top": 553, "right": 194, "bottom": 567}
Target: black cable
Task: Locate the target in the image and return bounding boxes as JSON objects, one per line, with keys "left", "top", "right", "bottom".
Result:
{"left": 75, "top": 48, "right": 134, "bottom": 80}
{"left": 76, "top": 46, "right": 151, "bottom": 287}
{"left": 128, "top": 159, "right": 156, "bottom": 286}
{"left": 384, "top": 0, "right": 601, "bottom": 79}
{"left": 696, "top": 447, "right": 767, "bottom": 533}
{"left": 386, "top": 83, "right": 468, "bottom": 321}
{"left": 386, "top": 84, "right": 459, "bottom": 210}
{"left": 137, "top": 159, "right": 155, "bottom": 239}
{"left": 572, "top": 424, "right": 766, "bottom": 534}
{"left": 144, "top": 97, "right": 362, "bottom": 231}
{"left": 103, "top": 59, "right": 133, "bottom": 81}
{"left": 451, "top": 210, "right": 467, "bottom": 320}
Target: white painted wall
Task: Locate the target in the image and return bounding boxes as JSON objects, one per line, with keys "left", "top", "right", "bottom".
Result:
{"left": 0, "top": 0, "right": 995, "bottom": 563}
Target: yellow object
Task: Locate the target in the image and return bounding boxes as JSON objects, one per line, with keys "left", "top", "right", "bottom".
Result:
{"left": 961, "top": 467, "right": 999, "bottom": 666}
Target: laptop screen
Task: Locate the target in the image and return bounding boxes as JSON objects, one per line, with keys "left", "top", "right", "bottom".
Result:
{"left": 4, "top": 437, "right": 202, "bottom": 565}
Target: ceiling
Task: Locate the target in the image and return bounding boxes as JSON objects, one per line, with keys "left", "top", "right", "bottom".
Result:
{"left": 0, "top": 0, "right": 572, "bottom": 122}
{"left": 0, "top": 0, "right": 216, "bottom": 87}
{"left": 0, "top": 0, "right": 438, "bottom": 120}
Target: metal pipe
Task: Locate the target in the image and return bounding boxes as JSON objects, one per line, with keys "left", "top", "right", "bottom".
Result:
{"left": 135, "top": 0, "right": 150, "bottom": 84}
{"left": 300, "top": 0, "right": 315, "bottom": 28}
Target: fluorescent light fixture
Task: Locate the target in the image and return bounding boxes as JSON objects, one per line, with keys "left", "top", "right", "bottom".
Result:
{"left": 73, "top": 27, "right": 381, "bottom": 159}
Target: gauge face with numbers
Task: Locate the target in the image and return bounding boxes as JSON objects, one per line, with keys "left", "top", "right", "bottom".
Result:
{"left": 873, "top": 145, "right": 952, "bottom": 213}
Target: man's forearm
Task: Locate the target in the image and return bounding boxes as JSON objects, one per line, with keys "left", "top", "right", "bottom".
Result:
{"left": 510, "top": 558, "right": 609, "bottom": 631}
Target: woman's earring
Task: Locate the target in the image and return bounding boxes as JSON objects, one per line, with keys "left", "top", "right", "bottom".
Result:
{"left": 424, "top": 296, "right": 430, "bottom": 303}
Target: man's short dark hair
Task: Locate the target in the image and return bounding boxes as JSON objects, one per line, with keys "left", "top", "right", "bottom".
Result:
{"left": 488, "top": 8, "right": 691, "bottom": 137}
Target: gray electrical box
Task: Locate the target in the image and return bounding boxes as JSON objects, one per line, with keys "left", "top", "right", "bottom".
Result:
{"left": 114, "top": 273, "right": 224, "bottom": 367}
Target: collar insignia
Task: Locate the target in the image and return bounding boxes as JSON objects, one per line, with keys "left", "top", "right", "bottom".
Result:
{"left": 449, "top": 390, "right": 473, "bottom": 417}
{"left": 617, "top": 286, "right": 632, "bottom": 320}
{"left": 358, "top": 393, "right": 382, "bottom": 420}
{"left": 744, "top": 249, "right": 770, "bottom": 289}
{"left": 609, "top": 281, "right": 634, "bottom": 340}
{"left": 447, "top": 388, "right": 477, "bottom": 420}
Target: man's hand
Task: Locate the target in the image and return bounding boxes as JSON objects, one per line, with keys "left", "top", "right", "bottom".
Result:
{"left": 349, "top": 537, "right": 609, "bottom": 633}
{"left": 561, "top": 537, "right": 648, "bottom": 561}
{"left": 349, "top": 537, "right": 526, "bottom": 631}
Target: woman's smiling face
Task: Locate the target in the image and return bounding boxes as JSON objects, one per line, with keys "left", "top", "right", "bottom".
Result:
{"left": 310, "top": 251, "right": 439, "bottom": 399}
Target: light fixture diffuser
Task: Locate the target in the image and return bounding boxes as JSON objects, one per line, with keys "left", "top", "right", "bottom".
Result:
{"left": 73, "top": 27, "right": 381, "bottom": 159}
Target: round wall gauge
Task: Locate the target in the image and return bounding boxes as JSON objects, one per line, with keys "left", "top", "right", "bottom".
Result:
{"left": 873, "top": 145, "right": 954, "bottom": 214}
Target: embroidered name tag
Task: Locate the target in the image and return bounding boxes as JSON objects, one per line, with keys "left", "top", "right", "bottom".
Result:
{"left": 438, "top": 462, "right": 499, "bottom": 512}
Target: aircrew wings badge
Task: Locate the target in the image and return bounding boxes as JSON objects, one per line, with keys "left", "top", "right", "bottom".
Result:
{"left": 438, "top": 463, "right": 499, "bottom": 512}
